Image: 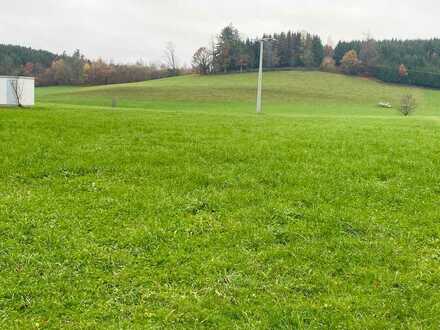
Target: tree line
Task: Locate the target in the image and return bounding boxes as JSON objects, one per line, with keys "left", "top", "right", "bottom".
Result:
{"left": 193, "top": 25, "right": 440, "bottom": 89}
{"left": 0, "top": 44, "right": 55, "bottom": 76}
{"left": 334, "top": 39, "right": 440, "bottom": 71}
{"left": 3, "top": 26, "right": 440, "bottom": 89}
{"left": 333, "top": 39, "right": 440, "bottom": 88}
{"left": 0, "top": 44, "right": 179, "bottom": 86}
{"left": 192, "top": 25, "right": 324, "bottom": 74}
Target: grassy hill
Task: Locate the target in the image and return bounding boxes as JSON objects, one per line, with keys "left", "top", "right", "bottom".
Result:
{"left": 2, "top": 71, "right": 440, "bottom": 328}
{"left": 37, "top": 71, "right": 440, "bottom": 116}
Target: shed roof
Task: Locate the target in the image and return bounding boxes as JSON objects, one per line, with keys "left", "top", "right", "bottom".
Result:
{"left": 0, "top": 76, "right": 35, "bottom": 80}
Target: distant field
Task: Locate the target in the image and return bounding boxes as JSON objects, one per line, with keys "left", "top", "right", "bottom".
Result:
{"left": 1, "top": 71, "right": 440, "bottom": 328}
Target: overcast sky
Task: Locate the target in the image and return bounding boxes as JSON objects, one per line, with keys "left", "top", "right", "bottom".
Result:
{"left": 1, "top": 1, "right": 438, "bottom": 65}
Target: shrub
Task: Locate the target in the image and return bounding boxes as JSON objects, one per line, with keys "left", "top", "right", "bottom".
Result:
{"left": 320, "top": 56, "right": 337, "bottom": 72}
{"left": 400, "top": 94, "right": 416, "bottom": 116}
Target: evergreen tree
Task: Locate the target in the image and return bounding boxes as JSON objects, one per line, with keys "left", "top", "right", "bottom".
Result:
{"left": 311, "top": 36, "right": 325, "bottom": 67}
{"left": 359, "top": 39, "right": 379, "bottom": 67}
{"left": 290, "top": 32, "right": 303, "bottom": 67}
{"left": 213, "top": 24, "right": 242, "bottom": 72}
{"left": 301, "top": 34, "right": 317, "bottom": 67}
{"left": 277, "top": 32, "right": 290, "bottom": 67}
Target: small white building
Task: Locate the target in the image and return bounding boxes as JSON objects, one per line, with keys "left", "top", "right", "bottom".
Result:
{"left": 0, "top": 76, "right": 35, "bottom": 107}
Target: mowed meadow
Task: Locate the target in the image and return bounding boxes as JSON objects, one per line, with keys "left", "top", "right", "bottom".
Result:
{"left": 1, "top": 71, "right": 440, "bottom": 328}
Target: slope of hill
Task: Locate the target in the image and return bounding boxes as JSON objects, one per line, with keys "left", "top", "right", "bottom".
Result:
{"left": 2, "top": 72, "right": 440, "bottom": 328}
{"left": 37, "top": 71, "right": 440, "bottom": 116}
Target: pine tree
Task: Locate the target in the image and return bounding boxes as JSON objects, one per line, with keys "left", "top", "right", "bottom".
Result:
{"left": 359, "top": 39, "right": 379, "bottom": 67}
{"left": 302, "top": 34, "right": 315, "bottom": 67}
{"left": 290, "top": 32, "right": 303, "bottom": 67}
{"left": 214, "top": 24, "right": 242, "bottom": 72}
{"left": 311, "top": 36, "right": 325, "bottom": 67}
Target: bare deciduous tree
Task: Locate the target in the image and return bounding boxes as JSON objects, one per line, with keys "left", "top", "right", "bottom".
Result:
{"left": 192, "top": 47, "right": 212, "bottom": 74}
{"left": 400, "top": 94, "right": 416, "bottom": 116}
{"left": 10, "top": 78, "right": 24, "bottom": 107}
{"left": 164, "top": 42, "right": 178, "bottom": 73}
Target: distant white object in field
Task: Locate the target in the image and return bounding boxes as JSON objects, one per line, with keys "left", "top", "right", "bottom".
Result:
{"left": 378, "top": 102, "right": 392, "bottom": 109}
{"left": 0, "top": 76, "right": 35, "bottom": 107}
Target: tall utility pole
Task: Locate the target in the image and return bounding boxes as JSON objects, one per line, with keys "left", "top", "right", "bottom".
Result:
{"left": 256, "top": 40, "right": 264, "bottom": 113}
{"left": 256, "top": 38, "right": 274, "bottom": 113}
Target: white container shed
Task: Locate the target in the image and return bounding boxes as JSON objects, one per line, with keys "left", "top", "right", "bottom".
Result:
{"left": 0, "top": 76, "right": 35, "bottom": 106}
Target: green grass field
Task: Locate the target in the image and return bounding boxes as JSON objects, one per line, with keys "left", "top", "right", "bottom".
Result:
{"left": 1, "top": 71, "right": 440, "bottom": 328}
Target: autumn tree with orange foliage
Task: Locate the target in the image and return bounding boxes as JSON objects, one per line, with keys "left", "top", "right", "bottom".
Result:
{"left": 399, "top": 64, "right": 408, "bottom": 77}
{"left": 341, "top": 50, "right": 360, "bottom": 75}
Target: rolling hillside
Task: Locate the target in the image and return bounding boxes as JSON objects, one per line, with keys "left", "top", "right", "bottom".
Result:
{"left": 2, "top": 71, "right": 440, "bottom": 328}
{"left": 37, "top": 71, "right": 440, "bottom": 116}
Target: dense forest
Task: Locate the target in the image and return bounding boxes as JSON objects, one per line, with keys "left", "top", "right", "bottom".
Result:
{"left": 0, "top": 44, "right": 56, "bottom": 76}
{"left": 193, "top": 25, "right": 440, "bottom": 88}
{"left": 192, "top": 25, "right": 324, "bottom": 74}
{"left": 2, "top": 25, "right": 440, "bottom": 88}
{"left": 0, "top": 44, "right": 176, "bottom": 86}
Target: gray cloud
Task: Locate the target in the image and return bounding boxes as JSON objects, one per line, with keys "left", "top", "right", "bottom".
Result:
{"left": 1, "top": 1, "right": 438, "bottom": 65}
